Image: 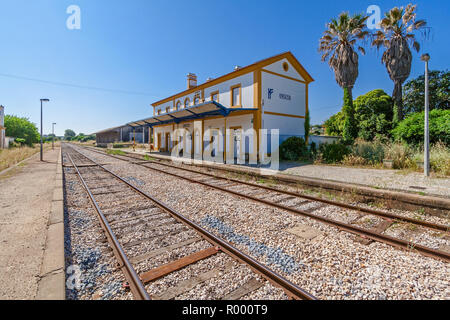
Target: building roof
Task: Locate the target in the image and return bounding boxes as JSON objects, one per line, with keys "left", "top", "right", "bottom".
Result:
{"left": 151, "top": 51, "right": 314, "bottom": 107}
{"left": 94, "top": 125, "right": 130, "bottom": 135}
{"left": 128, "top": 101, "right": 254, "bottom": 127}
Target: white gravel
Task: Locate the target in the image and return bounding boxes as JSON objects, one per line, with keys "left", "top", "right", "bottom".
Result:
{"left": 71, "top": 145, "right": 450, "bottom": 300}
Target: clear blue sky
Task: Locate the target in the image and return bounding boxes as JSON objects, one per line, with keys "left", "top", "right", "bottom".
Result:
{"left": 0, "top": 0, "right": 448, "bottom": 136}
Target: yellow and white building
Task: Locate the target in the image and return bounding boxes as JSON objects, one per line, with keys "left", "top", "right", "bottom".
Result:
{"left": 128, "top": 52, "right": 313, "bottom": 162}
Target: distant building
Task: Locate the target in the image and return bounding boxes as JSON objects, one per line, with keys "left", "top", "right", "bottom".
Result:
{"left": 94, "top": 125, "right": 149, "bottom": 147}
{"left": 0, "top": 105, "right": 5, "bottom": 149}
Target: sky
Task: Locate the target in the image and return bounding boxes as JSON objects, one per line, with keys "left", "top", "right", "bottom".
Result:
{"left": 0, "top": 0, "right": 448, "bottom": 136}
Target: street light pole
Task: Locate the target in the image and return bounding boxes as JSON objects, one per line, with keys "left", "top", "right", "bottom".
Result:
{"left": 40, "top": 99, "right": 50, "bottom": 161}
{"left": 421, "top": 54, "right": 430, "bottom": 177}
{"left": 52, "top": 122, "right": 56, "bottom": 150}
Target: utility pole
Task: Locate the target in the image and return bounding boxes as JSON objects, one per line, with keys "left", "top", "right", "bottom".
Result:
{"left": 40, "top": 99, "right": 50, "bottom": 161}
{"left": 52, "top": 122, "right": 56, "bottom": 150}
{"left": 421, "top": 54, "right": 430, "bottom": 177}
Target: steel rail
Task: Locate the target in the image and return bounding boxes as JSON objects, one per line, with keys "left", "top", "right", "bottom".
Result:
{"left": 64, "top": 148, "right": 151, "bottom": 300}
{"left": 85, "top": 146, "right": 448, "bottom": 233}
{"left": 67, "top": 145, "right": 317, "bottom": 300}
{"left": 81, "top": 147, "right": 450, "bottom": 262}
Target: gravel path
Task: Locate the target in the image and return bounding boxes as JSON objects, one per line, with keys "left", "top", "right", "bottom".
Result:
{"left": 74, "top": 146, "right": 450, "bottom": 300}
{"left": 279, "top": 163, "right": 450, "bottom": 198}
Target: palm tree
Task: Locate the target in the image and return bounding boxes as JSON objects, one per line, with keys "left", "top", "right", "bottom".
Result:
{"left": 319, "top": 12, "right": 369, "bottom": 141}
{"left": 372, "top": 4, "right": 426, "bottom": 121}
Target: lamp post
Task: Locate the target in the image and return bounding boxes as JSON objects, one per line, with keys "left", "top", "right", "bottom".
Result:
{"left": 40, "top": 99, "right": 50, "bottom": 161}
{"left": 52, "top": 122, "right": 56, "bottom": 150}
{"left": 420, "top": 53, "right": 430, "bottom": 177}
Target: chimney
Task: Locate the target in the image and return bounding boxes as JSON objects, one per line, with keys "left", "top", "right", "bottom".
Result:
{"left": 234, "top": 66, "right": 242, "bottom": 71}
{"left": 187, "top": 73, "right": 197, "bottom": 89}
{"left": 206, "top": 77, "right": 214, "bottom": 82}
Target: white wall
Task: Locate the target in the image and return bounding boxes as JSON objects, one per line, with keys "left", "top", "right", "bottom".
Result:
{"left": 264, "top": 58, "right": 305, "bottom": 82}
{"left": 204, "top": 73, "right": 255, "bottom": 108}
{"left": 154, "top": 72, "right": 256, "bottom": 115}
{"left": 261, "top": 71, "right": 306, "bottom": 140}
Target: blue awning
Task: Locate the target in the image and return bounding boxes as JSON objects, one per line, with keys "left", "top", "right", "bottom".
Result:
{"left": 127, "top": 101, "right": 255, "bottom": 127}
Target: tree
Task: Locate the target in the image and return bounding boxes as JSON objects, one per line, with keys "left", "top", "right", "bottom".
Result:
{"left": 372, "top": 4, "right": 426, "bottom": 121}
{"left": 342, "top": 87, "right": 357, "bottom": 143}
{"left": 324, "top": 111, "right": 345, "bottom": 136}
{"left": 319, "top": 12, "right": 368, "bottom": 143}
{"left": 4, "top": 115, "right": 40, "bottom": 146}
{"left": 64, "top": 129, "right": 76, "bottom": 141}
{"left": 304, "top": 109, "right": 310, "bottom": 143}
{"left": 354, "top": 89, "right": 394, "bottom": 140}
{"left": 403, "top": 70, "right": 450, "bottom": 114}
{"left": 391, "top": 109, "right": 450, "bottom": 146}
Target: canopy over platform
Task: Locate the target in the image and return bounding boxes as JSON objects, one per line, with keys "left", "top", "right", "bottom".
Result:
{"left": 127, "top": 101, "right": 255, "bottom": 127}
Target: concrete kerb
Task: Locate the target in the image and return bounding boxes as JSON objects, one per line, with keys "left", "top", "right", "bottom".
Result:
{"left": 36, "top": 147, "right": 65, "bottom": 300}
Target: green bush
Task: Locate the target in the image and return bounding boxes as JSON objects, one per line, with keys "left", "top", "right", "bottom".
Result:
{"left": 392, "top": 109, "right": 450, "bottom": 146}
{"left": 280, "top": 137, "right": 308, "bottom": 161}
{"left": 15, "top": 138, "right": 26, "bottom": 145}
{"left": 354, "top": 89, "right": 394, "bottom": 140}
{"left": 319, "top": 142, "right": 350, "bottom": 163}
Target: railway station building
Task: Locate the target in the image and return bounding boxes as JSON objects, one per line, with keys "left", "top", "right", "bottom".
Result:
{"left": 117, "top": 52, "right": 313, "bottom": 164}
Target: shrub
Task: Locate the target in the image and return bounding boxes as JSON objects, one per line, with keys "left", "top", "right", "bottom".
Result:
{"left": 15, "top": 138, "right": 26, "bottom": 146}
{"left": 319, "top": 142, "right": 350, "bottom": 163}
{"left": 350, "top": 138, "right": 385, "bottom": 164}
{"left": 342, "top": 154, "right": 367, "bottom": 166}
{"left": 384, "top": 143, "right": 415, "bottom": 169}
{"left": 280, "top": 137, "right": 308, "bottom": 161}
{"left": 412, "top": 142, "right": 450, "bottom": 176}
{"left": 391, "top": 109, "right": 450, "bottom": 146}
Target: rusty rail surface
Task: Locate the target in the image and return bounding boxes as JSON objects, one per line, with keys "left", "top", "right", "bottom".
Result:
{"left": 66, "top": 144, "right": 317, "bottom": 300}
{"left": 82, "top": 146, "right": 450, "bottom": 262}
{"left": 64, "top": 147, "right": 151, "bottom": 300}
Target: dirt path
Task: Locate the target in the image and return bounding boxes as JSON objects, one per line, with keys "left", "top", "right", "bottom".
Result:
{"left": 0, "top": 148, "right": 60, "bottom": 299}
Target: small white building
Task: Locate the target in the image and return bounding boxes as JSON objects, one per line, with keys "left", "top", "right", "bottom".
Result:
{"left": 128, "top": 52, "right": 314, "bottom": 162}
{"left": 0, "top": 105, "right": 5, "bottom": 149}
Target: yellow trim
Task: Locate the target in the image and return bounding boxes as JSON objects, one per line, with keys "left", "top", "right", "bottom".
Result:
{"left": 264, "top": 111, "right": 305, "bottom": 119}
{"left": 210, "top": 90, "right": 219, "bottom": 102}
{"left": 224, "top": 118, "right": 226, "bottom": 161}
{"left": 230, "top": 84, "right": 242, "bottom": 108}
{"left": 305, "top": 83, "right": 309, "bottom": 144}
{"left": 261, "top": 69, "right": 306, "bottom": 83}
{"left": 175, "top": 100, "right": 181, "bottom": 111}
{"left": 253, "top": 69, "right": 262, "bottom": 160}
{"left": 151, "top": 51, "right": 314, "bottom": 107}
{"left": 201, "top": 89, "right": 205, "bottom": 102}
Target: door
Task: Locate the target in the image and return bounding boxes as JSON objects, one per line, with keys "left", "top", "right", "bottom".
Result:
{"left": 230, "top": 127, "right": 242, "bottom": 162}
{"left": 157, "top": 133, "right": 162, "bottom": 151}
{"left": 165, "top": 133, "right": 170, "bottom": 153}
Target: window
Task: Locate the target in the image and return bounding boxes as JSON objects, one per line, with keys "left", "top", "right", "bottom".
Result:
{"left": 184, "top": 98, "right": 190, "bottom": 108}
{"left": 176, "top": 101, "right": 181, "bottom": 110}
{"left": 211, "top": 91, "right": 219, "bottom": 102}
{"left": 157, "top": 109, "right": 161, "bottom": 115}
{"left": 231, "top": 85, "right": 241, "bottom": 107}
{"left": 283, "top": 61, "right": 289, "bottom": 72}
{"left": 166, "top": 107, "right": 170, "bottom": 113}
{"left": 194, "top": 96, "right": 200, "bottom": 105}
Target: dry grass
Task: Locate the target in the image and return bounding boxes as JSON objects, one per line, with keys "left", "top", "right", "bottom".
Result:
{"left": 0, "top": 146, "right": 39, "bottom": 172}
{"left": 0, "top": 143, "right": 59, "bottom": 172}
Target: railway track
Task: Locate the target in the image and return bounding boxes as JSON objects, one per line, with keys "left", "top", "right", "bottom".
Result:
{"left": 62, "top": 144, "right": 317, "bottom": 300}
{"left": 78, "top": 145, "right": 450, "bottom": 262}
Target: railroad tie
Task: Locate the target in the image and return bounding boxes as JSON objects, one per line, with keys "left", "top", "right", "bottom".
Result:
{"left": 140, "top": 247, "right": 220, "bottom": 284}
